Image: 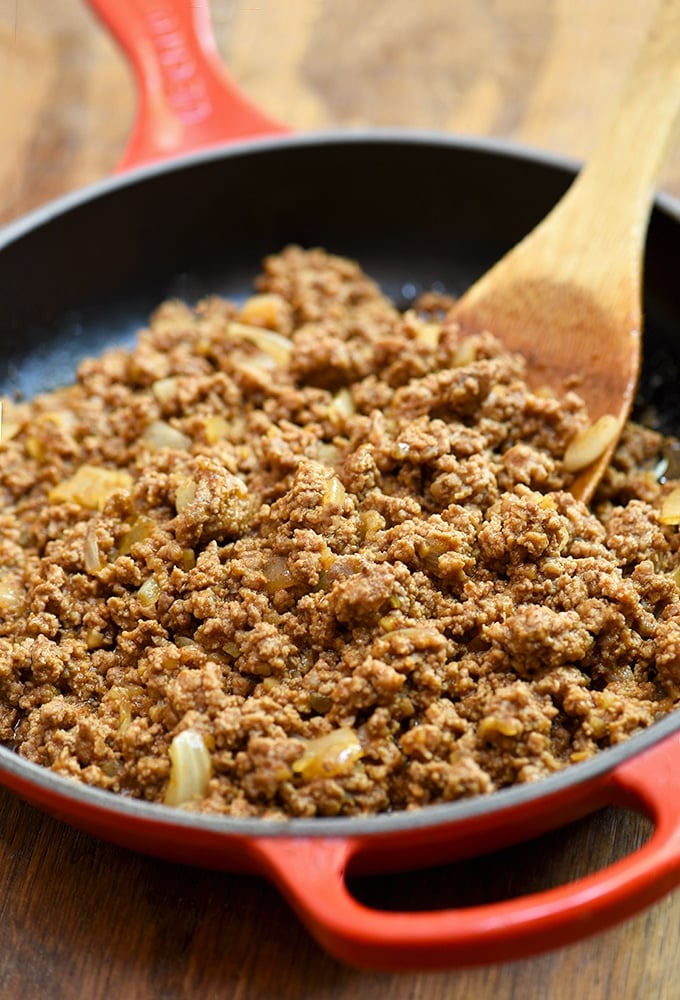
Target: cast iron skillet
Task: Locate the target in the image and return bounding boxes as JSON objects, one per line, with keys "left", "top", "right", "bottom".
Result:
{"left": 2, "top": 0, "right": 680, "bottom": 970}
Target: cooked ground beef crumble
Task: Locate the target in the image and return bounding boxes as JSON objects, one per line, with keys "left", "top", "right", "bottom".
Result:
{"left": 2, "top": 245, "right": 680, "bottom": 818}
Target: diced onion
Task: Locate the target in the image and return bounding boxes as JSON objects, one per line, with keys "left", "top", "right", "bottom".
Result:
{"left": 563, "top": 414, "right": 619, "bottom": 472}
{"left": 164, "top": 729, "right": 212, "bottom": 806}
{"left": 262, "top": 554, "right": 294, "bottom": 592}
{"left": 151, "top": 377, "right": 179, "bottom": 403}
{"left": 137, "top": 577, "right": 161, "bottom": 607}
{"left": 359, "top": 509, "right": 385, "bottom": 540}
{"left": 86, "top": 628, "right": 105, "bottom": 650}
{"left": 292, "top": 727, "right": 363, "bottom": 780}
{"left": 142, "top": 420, "right": 192, "bottom": 451}
{"left": 453, "top": 338, "right": 478, "bottom": 366}
{"left": 328, "top": 387, "right": 355, "bottom": 426}
{"left": 322, "top": 475, "right": 346, "bottom": 506}
{"left": 588, "top": 714, "right": 608, "bottom": 739}
{"left": 203, "top": 415, "right": 230, "bottom": 444}
{"left": 317, "top": 443, "right": 339, "bottom": 467}
{"left": 174, "top": 478, "right": 197, "bottom": 514}
{"left": 379, "top": 612, "right": 401, "bottom": 632}
{"left": 83, "top": 523, "right": 102, "bottom": 574}
{"left": 49, "top": 464, "right": 133, "bottom": 510}
{"left": 0, "top": 573, "right": 25, "bottom": 614}
{"left": 416, "top": 538, "right": 450, "bottom": 574}
{"left": 118, "top": 515, "right": 156, "bottom": 555}
{"left": 112, "top": 689, "right": 132, "bottom": 735}
{"left": 25, "top": 436, "right": 46, "bottom": 461}
{"left": 227, "top": 321, "right": 292, "bottom": 365}
{"left": 478, "top": 715, "right": 523, "bottom": 739}
{"left": 414, "top": 321, "right": 441, "bottom": 347}
{"left": 660, "top": 487, "right": 680, "bottom": 525}
{"left": 239, "top": 293, "right": 290, "bottom": 331}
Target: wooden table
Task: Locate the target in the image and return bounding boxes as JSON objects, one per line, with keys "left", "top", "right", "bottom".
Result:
{"left": 2, "top": 1, "right": 680, "bottom": 996}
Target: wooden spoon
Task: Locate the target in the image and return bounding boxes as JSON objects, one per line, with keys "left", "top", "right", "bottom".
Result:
{"left": 451, "top": 0, "right": 680, "bottom": 503}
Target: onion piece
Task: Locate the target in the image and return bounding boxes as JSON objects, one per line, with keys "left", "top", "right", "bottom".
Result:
{"left": 413, "top": 320, "right": 441, "bottom": 347}
{"left": 83, "top": 523, "right": 102, "bottom": 574}
{"left": 164, "top": 729, "right": 212, "bottom": 806}
{"left": 174, "top": 478, "right": 197, "bottom": 514}
{"left": 0, "top": 573, "right": 25, "bottom": 614}
{"left": 118, "top": 515, "right": 156, "bottom": 555}
{"left": 359, "top": 509, "right": 385, "bottom": 540}
{"left": 262, "top": 554, "right": 294, "bottom": 592}
{"left": 328, "top": 387, "right": 355, "bottom": 426}
{"left": 660, "top": 487, "right": 680, "bottom": 525}
{"left": 142, "top": 420, "right": 192, "bottom": 451}
{"left": 151, "top": 377, "right": 179, "bottom": 404}
{"left": 563, "top": 414, "right": 619, "bottom": 473}
{"left": 478, "top": 715, "right": 523, "bottom": 739}
{"left": 86, "top": 628, "right": 105, "bottom": 650}
{"left": 227, "top": 321, "right": 292, "bottom": 366}
{"left": 239, "top": 293, "right": 290, "bottom": 331}
{"left": 292, "top": 727, "right": 363, "bottom": 780}
{"left": 322, "top": 475, "right": 346, "bottom": 506}
{"left": 453, "top": 337, "right": 478, "bottom": 366}
{"left": 49, "top": 464, "right": 133, "bottom": 510}
{"left": 203, "top": 415, "right": 230, "bottom": 444}
{"left": 137, "top": 577, "right": 161, "bottom": 607}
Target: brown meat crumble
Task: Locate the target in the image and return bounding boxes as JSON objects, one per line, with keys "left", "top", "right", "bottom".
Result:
{"left": 2, "top": 245, "right": 680, "bottom": 818}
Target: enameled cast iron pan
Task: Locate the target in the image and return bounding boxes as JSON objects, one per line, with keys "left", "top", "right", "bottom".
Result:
{"left": 2, "top": 0, "right": 680, "bottom": 970}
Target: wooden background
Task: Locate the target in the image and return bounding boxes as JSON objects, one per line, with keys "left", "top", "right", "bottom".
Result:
{"left": 2, "top": 1, "right": 680, "bottom": 997}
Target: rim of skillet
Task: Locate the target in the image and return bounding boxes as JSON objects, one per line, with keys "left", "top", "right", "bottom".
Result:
{"left": 3, "top": 125, "right": 680, "bottom": 239}
{"left": 0, "top": 128, "right": 605, "bottom": 246}
{"left": 2, "top": 126, "right": 680, "bottom": 839}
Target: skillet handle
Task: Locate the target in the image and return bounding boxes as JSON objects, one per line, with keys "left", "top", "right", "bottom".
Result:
{"left": 85, "top": 0, "right": 289, "bottom": 172}
{"left": 251, "top": 733, "right": 680, "bottom": 970}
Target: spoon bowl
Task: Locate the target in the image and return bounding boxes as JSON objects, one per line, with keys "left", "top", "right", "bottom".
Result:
{"left": 452, "top": 0, "right": 680, "bottom": 502}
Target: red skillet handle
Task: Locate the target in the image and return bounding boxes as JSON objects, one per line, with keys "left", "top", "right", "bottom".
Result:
{"left": 252, "top": 733, "right": 680, "bottom": 970}
{"left": 85, "top": 0, "right": 289, "bottom": 172}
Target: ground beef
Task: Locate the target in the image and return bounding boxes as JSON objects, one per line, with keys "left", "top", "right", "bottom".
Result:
{"left": 1, "top": 245, "right": 680, "bottom": 818}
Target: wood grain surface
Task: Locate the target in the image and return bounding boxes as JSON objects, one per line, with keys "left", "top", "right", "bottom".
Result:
{"left": 2, "top": 1, "right": 680, "bottom": 997}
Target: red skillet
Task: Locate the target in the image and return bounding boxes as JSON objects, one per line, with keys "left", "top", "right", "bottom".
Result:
{"left": 1, "top": 0, "right": 680, "bottom": 970}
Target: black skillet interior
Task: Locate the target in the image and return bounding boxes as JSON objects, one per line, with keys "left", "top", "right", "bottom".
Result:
{"left": 3, "top": 133, "right": 679, "bottom": 435}
{"left": 3, "top": 132, "right": 678, "bottom": 421}
{"left": 2, "top": 134, "right": 530, "bottom": 397}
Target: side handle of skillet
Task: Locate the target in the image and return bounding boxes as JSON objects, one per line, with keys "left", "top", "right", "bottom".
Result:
{"left": 250, "top": 734, "right": 680, "bottom": 970}
{"left": 86, "top": 0, "right": 289, "bottom": 171}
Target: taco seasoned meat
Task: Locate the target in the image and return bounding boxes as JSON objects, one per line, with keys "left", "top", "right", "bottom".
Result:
{"left": 1, "top": 246, "right": 680, "bottom": 818}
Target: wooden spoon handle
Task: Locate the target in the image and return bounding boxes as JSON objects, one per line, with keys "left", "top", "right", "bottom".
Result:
{"left": 465, "top": 0, "right": 680, "bottom": 320}
{"left": 548, "top": 0, "right": 680, "bottom": 311}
